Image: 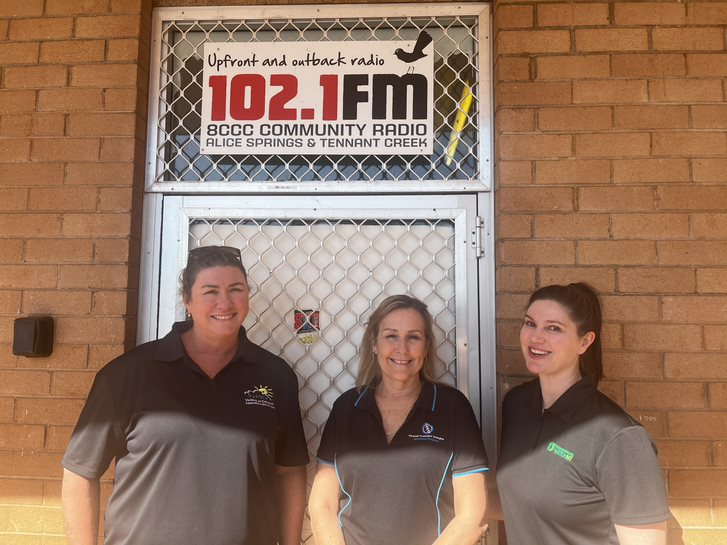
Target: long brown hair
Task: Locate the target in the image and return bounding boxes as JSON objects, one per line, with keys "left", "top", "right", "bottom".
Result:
{"left": 356, "top": 295, "right": 439, "bottom": 390}
{"left": 527, "top": 282, "right": 603, "bottom": 385}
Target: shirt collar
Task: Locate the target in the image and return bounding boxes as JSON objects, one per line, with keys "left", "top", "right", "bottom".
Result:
{"left": 355, "top": 380, "right": 438, "bottom": 413}
{"left": 528, "top": 375, "right": 597, "bottom": 422}
{"left": 155, "top": 320, "right": 255, "bottom": 366}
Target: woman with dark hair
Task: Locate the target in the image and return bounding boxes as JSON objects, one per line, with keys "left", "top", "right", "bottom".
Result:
{"left": 309, "top": 294, "right": 488, "bottom": 545}
{"left": 495, "top": 283, "right": 669, "bottom": 545}
{"left": 61, "top": 246, "right": 308, "bottom": 545}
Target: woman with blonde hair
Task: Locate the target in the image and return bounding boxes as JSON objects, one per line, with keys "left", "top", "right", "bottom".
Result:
{"left": 309, "top": 294, "right": 488, "bottom": 545}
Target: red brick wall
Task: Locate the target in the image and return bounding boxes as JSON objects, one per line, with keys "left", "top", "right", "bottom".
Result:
{"left": 1, "top": 0, "right": 726, "bottom": 543}
{"left": 494, "top": 1, "right": 727, "bottom": 543}
{"left": 0, "top": 0, "right": 149, "bottom": 542}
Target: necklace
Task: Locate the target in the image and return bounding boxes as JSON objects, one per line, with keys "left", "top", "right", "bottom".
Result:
{"left": 377, "top": 382, "right": 422, "bottom": 440}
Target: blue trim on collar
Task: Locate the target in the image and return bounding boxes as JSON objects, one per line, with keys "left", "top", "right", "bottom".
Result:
{"left": 354, "top": 389, "right": 367, "bottom": 408}
{"left": 355, "top": 381, "right": 437, "bottom": 413}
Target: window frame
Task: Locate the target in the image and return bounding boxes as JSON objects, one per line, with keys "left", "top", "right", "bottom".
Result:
{"left": 145, "top": 3, "right": 493, "bottom": 193}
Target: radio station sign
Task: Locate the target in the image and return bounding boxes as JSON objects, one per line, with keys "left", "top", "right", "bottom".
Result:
{"left": 200, "top": 37, "right": 434, "bottom": 155}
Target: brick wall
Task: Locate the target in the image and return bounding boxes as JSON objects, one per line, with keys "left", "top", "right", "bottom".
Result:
{"left": 0, "top": 0, "right": 149, "bottom": 542}
{"left": 494, "top": 1, "right": 727, "bottom": 543}
{"left": 1, "top": 0, "right": 726, "bottom": 543}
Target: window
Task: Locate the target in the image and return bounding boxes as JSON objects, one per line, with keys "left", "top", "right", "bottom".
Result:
{"left": 147, "top": 4, "right": 491, "bottom": 191}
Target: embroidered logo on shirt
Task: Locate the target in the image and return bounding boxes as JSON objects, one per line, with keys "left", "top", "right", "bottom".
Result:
{"left": 547, "top": 441, "right": 574, "bottom": 463}
{"left": 408, "top": 422, "right": 444, "bottom": 443}
{"left": 243, "top": 385, "right": 275, "bottom": 409}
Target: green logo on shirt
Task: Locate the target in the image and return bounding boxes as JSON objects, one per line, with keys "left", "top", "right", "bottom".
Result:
{"left": 546, "top": 441, "right": 574, "bottom": 463}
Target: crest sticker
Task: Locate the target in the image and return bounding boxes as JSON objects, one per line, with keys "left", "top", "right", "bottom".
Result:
{"left": 294, "top": 309, "right": 320, "bottom": 345}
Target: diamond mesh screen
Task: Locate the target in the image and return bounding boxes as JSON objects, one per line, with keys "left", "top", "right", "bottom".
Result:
{"left": 154, "top": 13, "right": 481, "bottom": 183}
{"left": 188, "top": 216, "right": 459, "bottom": 541}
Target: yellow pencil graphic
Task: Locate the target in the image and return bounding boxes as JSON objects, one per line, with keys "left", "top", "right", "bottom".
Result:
{"left": 445, "top": 80, "right": 474, "bottom": 167}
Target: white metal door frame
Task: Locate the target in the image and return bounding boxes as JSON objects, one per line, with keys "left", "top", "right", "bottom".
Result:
{"left": 145, "top": 3, "right": 492, "bottom": 193}
{"left": 137, "top": 191, "right": 498, "bottom": 539}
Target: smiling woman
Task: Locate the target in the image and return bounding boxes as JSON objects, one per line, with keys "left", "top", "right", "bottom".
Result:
{"left": 519, "top": 298, "right": 596, "bottom": 407}
{"left": 309, "top": 295, "right": 488, "bottom": 545}
{"left": 494, "top": 283, "right": 670, "bottom": 545}
{"left": 61, "top": 246, "right": 309, "bottom": 545}
{"left": 181, "top": 250, "right": 251, "bottom": 376}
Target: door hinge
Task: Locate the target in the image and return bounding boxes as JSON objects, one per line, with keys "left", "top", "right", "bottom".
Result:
{"left": 472, "top": 216, "right": 485, "bottom": 258}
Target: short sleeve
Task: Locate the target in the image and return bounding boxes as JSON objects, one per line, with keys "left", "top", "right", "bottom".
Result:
{"left": 451, "top": 391, "right": 489, "bottom": 476}
{"left": 596, "top": 426, "right": 670, "bottom": 525}
{"left": 62, "top": 373, "right": 124, "bottom": 479}
{"left": 316, "top": 400, "right": 338, "bottom": 465}
{"left": 274, "top": 366, "right": 310, "bottom": 466}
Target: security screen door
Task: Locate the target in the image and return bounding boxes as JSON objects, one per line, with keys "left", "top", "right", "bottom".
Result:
{"left": 149, "top": 194, "right": 486, "bottom": 520}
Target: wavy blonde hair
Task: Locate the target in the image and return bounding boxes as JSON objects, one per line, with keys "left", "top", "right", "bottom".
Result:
{"left": 356, "top": 295, "right": 439, "bottom": 390}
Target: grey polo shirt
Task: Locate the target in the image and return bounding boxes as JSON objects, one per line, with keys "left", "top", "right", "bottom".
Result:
{"left": 317, "top": 381, "right": 488, "bottom": 545}
{"left": 63, "top": 321, "right": 309, "bottom": 545}
{"left": 497, "top": 376, "right": 670, "bottom": 545}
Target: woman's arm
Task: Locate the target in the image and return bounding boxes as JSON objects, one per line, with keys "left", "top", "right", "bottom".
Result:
{"left": 614, "top": 522, "right": 667, "bottom": 545}
{"left": 61, "top": 468, "right": 100, "bottom": 545}
{"left": 432, "top": 472, "right": 487, "bottom": 545}
{"left": 597, "top": 426, "right": 669, "bottom": 545}
{"left": 274, "top": 464, "right": 307, "bottom": 545}
{"left": 309, "top": 463, "right": 346, "bottom": 545}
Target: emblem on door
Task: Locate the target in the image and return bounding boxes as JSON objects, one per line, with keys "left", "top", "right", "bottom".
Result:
{"left": 294, "top": 309, "right": 320, "bottom": 345}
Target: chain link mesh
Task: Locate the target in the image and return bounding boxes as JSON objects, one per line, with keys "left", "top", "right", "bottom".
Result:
{"left": 154, "top": 13, "right": 481, "bottom": 184}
